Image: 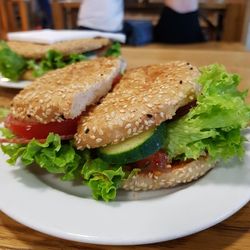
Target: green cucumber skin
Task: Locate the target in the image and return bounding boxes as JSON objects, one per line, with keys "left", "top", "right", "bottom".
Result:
{"left": 98, "top": 123, "right": 166, "bottom": 165}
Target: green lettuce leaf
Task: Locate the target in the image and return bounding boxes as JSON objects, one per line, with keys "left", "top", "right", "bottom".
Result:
{"left": 164, "top": 64, "right": 250, "bottom": 161}
{"left": 2, "top": 133, "right": 85, "bottom": 180}
{"left": 0, "top": 41, "right": 27, "bottom": 81}
{"left": 27, "top": 50, "right": 66, "bottom": 77}
{"left": 67, "top": 53, "right": 87, "bottom": 64}
{"left": 28, "top": 50, "right": 87, "bottom": 77}
{"left": 104, "top": 42, "right": 121, "bottom": 57}
{"left": 1, "top": 143, "right": 26, "bottom": 165}
{"left": 81, "top": 158, "right": 125, "bottom": 202}
{"left": 0, "top": 107, "right": 9, "bottom": 119}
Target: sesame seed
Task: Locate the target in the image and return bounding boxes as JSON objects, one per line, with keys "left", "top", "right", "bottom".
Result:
{"left": 125, "top": 123, "right": 131, "bottom": 129}
{"left": 146, "top": 103, "right": 153, "bottom": 108}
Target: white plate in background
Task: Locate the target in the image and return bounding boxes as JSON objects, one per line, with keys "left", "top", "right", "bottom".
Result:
{"left": 0, "top": 76, "right": 30, "bottom": 89}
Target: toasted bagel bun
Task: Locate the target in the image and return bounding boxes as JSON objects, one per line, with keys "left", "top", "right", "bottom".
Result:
{"left": 75, "top": 61, "right": 200, "bottom": 149}
{"left": 7, "top": 38, "right": 110, "bottom": 59}
{"left": 11, "top": 57, "right": 125, "bottom": 123}
{"left": 122, "top": 157, "right": 216, "bottom": 191}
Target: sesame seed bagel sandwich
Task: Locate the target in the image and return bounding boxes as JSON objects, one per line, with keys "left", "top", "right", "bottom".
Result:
{"left": 0, "top": 38, "right": 120, "bottom": 82}
{"left": 0, "top": 61, "right": 249, "bottom": 202}
{"left": 73, "top": 62, "right": 250, "bottom": 200}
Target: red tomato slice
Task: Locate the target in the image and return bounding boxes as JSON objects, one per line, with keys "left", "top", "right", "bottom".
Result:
{"left": 129, "top": 150, "right": 169, "bottom": 174}
{"left": 112, "top": 73, "right": 122, "bottom": 87}
{"left": 0, "top": 134, "right": 73, "bottom": 144}
{"left": 4, "top": 115, "right": 79, "bottom": 139}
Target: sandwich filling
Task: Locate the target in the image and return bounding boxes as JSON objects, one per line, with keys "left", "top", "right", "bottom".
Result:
{"left": 1, "top": 64, "right": 250, "bottom": 202}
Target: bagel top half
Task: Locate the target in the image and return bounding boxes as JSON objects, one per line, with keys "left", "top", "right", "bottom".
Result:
{"left": 11, "top": 57, "right": 125, "bottom": 123}
{"left": 75, "top": 61, "right": 200, "bottom": 149}
{"left": 7, "top": 38, "right": 110, "bottom": 59}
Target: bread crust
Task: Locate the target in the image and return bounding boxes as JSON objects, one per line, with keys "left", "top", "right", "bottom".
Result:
{"left": 11, "top": 57, "right": 124, "bottom": 123}
{"left": 75, "top": 61, "right": 200, "bottom": 149}
{"left": 7, "top": 38, "right": 110, "bottom": 59}
{"left": 122, "top": 157, "right": 215, "bottom": 191}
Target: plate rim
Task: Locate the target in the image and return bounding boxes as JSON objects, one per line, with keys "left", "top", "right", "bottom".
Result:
{"left": 1, "top": 190, "right": 249, "bottom": 245}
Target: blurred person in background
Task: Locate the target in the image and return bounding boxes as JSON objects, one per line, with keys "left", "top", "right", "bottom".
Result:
{"left": 35, "top": 0, "right": 53, "bottom": 28}
{"left": 77, "top": 0, "right": 124, "bottom": 33}
{"left": 154, "top": 0, "right": 205, "bottom": 43}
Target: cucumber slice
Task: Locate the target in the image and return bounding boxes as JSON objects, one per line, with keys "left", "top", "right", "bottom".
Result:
{"left": 98, "top": 123, "right": 166, "bottom": 164}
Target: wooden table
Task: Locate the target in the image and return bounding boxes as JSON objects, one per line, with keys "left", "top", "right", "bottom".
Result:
{"left": 0, "top": 47, "right": 250, "bottom": 249}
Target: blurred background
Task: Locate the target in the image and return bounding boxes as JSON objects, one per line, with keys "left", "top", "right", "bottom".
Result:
{"left": 0, "top": 0, "right": 249, "bottom": 50}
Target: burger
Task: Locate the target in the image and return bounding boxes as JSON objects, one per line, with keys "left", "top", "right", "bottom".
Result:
{"left": 0, "top": 38, "right": 120, "bottom": 82}
{"left": 0, "top": 60, "right": 249, "bottom": 201}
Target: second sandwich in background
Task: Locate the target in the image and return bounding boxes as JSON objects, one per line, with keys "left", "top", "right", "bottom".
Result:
{"left": 0, "top": 37, "right": 120, "bottom": 82}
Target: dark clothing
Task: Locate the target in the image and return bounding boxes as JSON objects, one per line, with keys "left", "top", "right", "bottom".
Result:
{"left": 36, "top": 0, "right": 53, "bottom": 28}
{"left": 123, "top": 20, "right": 153, "bottom": 45}
{"left": 154, "top": 7, "right": 205, "bottom": 44}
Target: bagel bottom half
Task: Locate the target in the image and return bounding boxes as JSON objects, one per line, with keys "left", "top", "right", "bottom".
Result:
{"left": 122, "top": 156, "right": 216, "bottom": 191}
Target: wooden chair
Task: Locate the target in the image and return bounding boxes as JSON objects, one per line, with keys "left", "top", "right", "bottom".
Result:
{"left": 51, "top": 0, "right": 81, "bottom": 29}
{"left": 0, "top": 0, "right": 30, "bottom": 40}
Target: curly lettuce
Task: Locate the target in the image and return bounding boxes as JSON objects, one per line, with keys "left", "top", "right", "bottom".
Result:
{"left": 1, "top": 132, "right": 125, "bottom": 201}
{"left": 0, "top": 41, "right": 27, "bottom": 81}
{"left": 104, "top": 42, "right": 121, "bottom": 57}
{"left": 82, "top": 158, "right": 125, "bottom": 202}
{"left": 27, "top": 50, "right": 87, "bottom": 77}
{"left": 164, "top": 64, "right": 250, "bottom": 161}
{"left": 1, "top": 133, "right": 83, "bottom": 179}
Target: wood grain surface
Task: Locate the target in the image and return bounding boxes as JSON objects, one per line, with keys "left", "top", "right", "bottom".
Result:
{"left": 0, "top": 46, "right": 249, "bottom": 249}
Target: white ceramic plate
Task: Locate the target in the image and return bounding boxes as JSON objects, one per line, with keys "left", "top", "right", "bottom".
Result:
{"left": 0, "top": 76, "right": 30, "bottom": 89}
{"left": 0, "top": 131, "right": 249, "bottom": 245}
